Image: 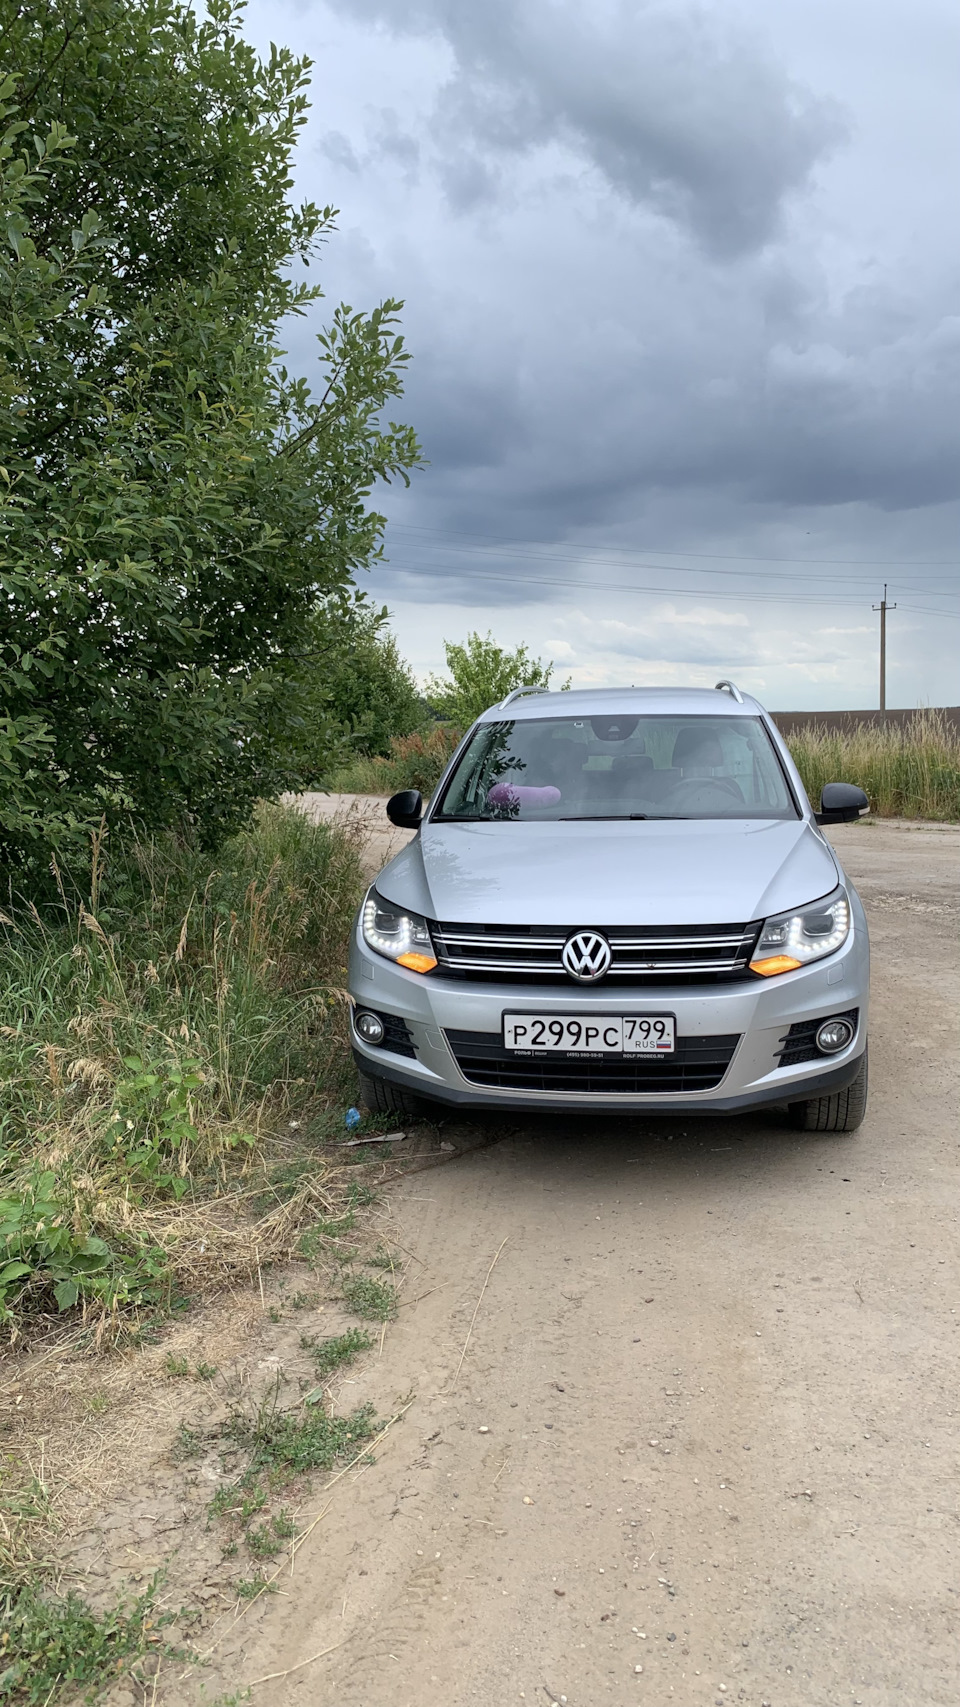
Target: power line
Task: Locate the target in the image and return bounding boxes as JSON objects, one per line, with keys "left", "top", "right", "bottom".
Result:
{"left": 387, "top": 520, "right": 960, "bottom": 571}
{"left": 384, "top": 536, "right": 960, "bottom": 595}
{"left": 372, "top": 560, "right": 960, "bottom": 615}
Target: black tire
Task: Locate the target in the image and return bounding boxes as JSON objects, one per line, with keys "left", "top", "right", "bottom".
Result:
{"left": 789, "top": 1047, "right": 868, "bottom": 1133}
{"left": 357, "top": 1068, "right": 426, "bottom": 1118}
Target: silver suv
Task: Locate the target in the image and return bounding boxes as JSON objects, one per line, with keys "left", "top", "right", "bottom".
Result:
{"left": 349, "top": 684, "right": 870, "bottom": 1132}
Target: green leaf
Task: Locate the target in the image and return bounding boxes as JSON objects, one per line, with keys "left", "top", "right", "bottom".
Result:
{"left": 53, "top": 1278, "right": 79, "bottom": 1311}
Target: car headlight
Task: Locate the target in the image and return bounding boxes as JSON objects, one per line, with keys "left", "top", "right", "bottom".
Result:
{"left": 750, "top": 887, "right": 850, "bottom": 977}
{"left": 361, "top": 889, "right": 437, "bottom": 974}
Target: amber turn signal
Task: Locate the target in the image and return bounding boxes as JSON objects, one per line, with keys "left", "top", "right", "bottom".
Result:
{"left": 749, "top": 954, "right": 803, "bottom": 977}
{"left": 396, "top": 951, "right": 438, "bottom": 974}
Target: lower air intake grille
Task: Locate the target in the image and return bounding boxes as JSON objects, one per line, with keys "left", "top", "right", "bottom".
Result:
{"left": 444, "top": 1030, "right": 740, "bottom": 1093}
{"left": 776, "top": 1008, "right": 859, "bottom": 1068}
{"left": 357, "top": 1010, "right": 417, "bottom": 1059}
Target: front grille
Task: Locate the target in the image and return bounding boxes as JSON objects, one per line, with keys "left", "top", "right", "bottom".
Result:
{"left": 355, "top": 1009, "right": 417, "bottom": 1059}
{"left": 431, "top": 920, "right": 760, "bottom": 985}
{"left": 776, "top": 1008, "right": 859, "bottom": 1067}
{"left": 445, "top": 1029, "right": 740, "bottom": 1093}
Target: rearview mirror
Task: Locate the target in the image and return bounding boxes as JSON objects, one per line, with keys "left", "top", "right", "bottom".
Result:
{"left": 386, "top": 789, "right": 423, "bottom": 828}
{"left": 815, "top": 782, "right": 869, "bottom": 826}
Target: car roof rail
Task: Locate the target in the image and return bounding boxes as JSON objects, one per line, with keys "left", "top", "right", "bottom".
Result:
{"left": 498, "top": 684, "right": 552, "bottom": 708}
{"left": 715, "top": 679, "right": 744, "bottom": 703}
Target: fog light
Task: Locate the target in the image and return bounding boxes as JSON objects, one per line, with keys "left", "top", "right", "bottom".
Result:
{"left": 355, "top": 1010, "right": 385, "bottom": 1045}
{"left": 816, "top": 1017, "right": 854, "bottom": 1054}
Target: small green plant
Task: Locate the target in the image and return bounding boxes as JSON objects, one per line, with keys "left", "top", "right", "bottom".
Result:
{"left": 346, "top": 1181, "right": 377, "bottom": 1209}
{"left": 172, "top": 1422, "right": 205, "bottom": 1461}
{"left": 195, "top": 1360, "right": 218, "bottom": 1380}
{"left": 341, "top": 1275, "right": 397, "bottom": 1322}
{"left": 300, "top": 1328, "right": 372, "bottom": 1381}
{"left": 245, "top": 1510, "right": 296, "bottom": 1561}
{"left": 298, "top": 1213, "right": 357, "bottom": 1265}
{"left": 0, "top": 1170, "right": 168, "bottom": 1321}
{"left": 222, "top": 1380, "right": 377, "bottom": 1482}
{"left": 165, "top": 1354, "right": 191, "bottom": 1377}
{"left": 104, "top": 1057, "right": 254, "bottom": 1198}
{"left": 235, "top": 1576, "right": 276, "bottom": 1600}
{"left": 289, "top": 1290, "right": 319, "bottom": 1311}
{"left": 366, "top": 1247, "right": 394, "bottom": 1271}
{"left": 246, "top": 1522, "right": 283, "bottom": 1560}
{"left": 0, "top": 1576, "right": 173, "bottom": 1707}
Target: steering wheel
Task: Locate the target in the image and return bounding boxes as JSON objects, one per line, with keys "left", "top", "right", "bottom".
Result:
{"left": 660, "top": 775, "right": 744, "bottom": 807}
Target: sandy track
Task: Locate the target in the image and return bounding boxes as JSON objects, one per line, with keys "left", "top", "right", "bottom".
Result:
{"left": 207, "top": 816, "right": 959, "bottom": 1707}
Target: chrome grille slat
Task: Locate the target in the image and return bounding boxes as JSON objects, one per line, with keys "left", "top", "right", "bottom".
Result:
{"left": 435, "top": 931, "right": 749, "bottom": 950}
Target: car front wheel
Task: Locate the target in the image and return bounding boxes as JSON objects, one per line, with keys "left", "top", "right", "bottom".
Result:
{"left": 788, "top": 1047, "right": 868, "bottom": 1133}
{"left": 357, "top": 1068, "right": 426, "bottom": 1119}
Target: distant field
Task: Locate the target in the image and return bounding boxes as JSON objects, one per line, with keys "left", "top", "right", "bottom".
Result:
{"left": 323, "top": 709, "right": 960, "bottom": 822}
{"left": 772, "top": 706, "right": 960, "bottom": 738}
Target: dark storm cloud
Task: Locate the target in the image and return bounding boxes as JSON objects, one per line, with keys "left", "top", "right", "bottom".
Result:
{"left": 384, "top": 265, "right": 960, "bottom": 550}
{"left": 330, "top": 0, "right": 846, "bottom": 255}
{"left": 254, "top": 0, "right": 960, "bottom": 700}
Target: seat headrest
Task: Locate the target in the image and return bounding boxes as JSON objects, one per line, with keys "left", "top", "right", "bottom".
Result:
{"left": 672, "top": 727, "right": 724, "bottom": 768}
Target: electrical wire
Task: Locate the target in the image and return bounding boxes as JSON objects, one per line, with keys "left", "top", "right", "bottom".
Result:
{"left": 374, "top": 559, "right": 960, "bottom": 616}
{"left": 387, "top": 519, "right": 960, "bottom": 573}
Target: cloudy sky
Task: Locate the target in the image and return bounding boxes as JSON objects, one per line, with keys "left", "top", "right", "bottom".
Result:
{"left": 247, "top": 0, "right": 959, "bottom": 708}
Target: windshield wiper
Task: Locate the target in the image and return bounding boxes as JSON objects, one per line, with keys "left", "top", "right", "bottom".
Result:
{"left": 558, "top": 813, "right": 687, "bottom": 821}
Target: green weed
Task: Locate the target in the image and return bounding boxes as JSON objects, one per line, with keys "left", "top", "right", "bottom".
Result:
{"left": 0, "top": 1576, "right": 173, "bottom": 1707}
{"left": 299, "top": 1328, "right": 373, "bottom": 1380}
{"left": 172, "top": 1423, "right": 205, "bottom": 1462}
{"left": 341, "top": 1275, "right": 397, "bottom": 1322}
{"left": 235, "top": 1577, "right": 276, "bottom": 1600}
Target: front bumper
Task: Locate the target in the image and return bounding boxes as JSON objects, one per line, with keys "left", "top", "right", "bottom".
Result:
{"left": 348, "top": 906, "right": 869, "bottom": 1116}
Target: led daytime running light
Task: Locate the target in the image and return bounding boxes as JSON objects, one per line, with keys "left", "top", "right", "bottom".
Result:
{"left": 362, "top": 893, "right": 437, "bottom": 973}
{"left": 750, "top": 891, "right": 850, "bottom": 977}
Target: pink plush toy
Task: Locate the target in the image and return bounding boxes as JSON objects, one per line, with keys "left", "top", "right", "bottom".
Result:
{"left": 487, "top": 783, "right": 562, "bottom": 808}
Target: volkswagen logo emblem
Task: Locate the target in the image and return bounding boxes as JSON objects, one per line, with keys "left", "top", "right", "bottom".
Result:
{"left": 562, "top": 930, "right": 612, "bottom": 983}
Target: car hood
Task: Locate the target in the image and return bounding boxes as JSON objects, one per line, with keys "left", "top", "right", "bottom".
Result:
{"left": 375, "top": 817, "right": 841, "bottom": 926}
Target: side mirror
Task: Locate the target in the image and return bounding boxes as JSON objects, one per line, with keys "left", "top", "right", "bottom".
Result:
{"left": 386, "top": 789, "right": 423, "bottom": 829}
{"left": 815, "top": 782, "right": 869, "bottom": 826}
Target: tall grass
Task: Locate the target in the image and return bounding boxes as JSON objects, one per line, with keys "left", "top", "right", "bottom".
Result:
{"left": 0, "top": 804, "right": 367, "bottom": 1333}
{"left": 788, "top": 710, "right": 960, "bottom": 821}
{"left": 325, "top": 712, "right": 960, "bottom": 822}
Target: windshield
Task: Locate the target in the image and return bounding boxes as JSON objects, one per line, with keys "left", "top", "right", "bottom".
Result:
{"left": 434, "top": 714, "right": 798, "bottom": 821}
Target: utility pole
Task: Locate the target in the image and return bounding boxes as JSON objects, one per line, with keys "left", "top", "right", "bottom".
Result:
{"left": 872, "top": 583, "right": 897, "bottom": 714}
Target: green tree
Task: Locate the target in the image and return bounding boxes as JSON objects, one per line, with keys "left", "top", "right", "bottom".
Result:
{"left": 425, "top": 631, "right": 568, "bottom": 728}
{"left": 0, "top": 0, "right": 421, "bottom": 869}
{"left": 285, "top": 596, "right": 425, "bottom": 782}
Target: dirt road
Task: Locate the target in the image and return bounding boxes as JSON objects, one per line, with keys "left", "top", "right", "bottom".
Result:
{"left": 215, "top": 817, "right": 959, "bottom": 1707}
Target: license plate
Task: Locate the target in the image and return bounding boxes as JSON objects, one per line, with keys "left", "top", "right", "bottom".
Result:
{"left": 502, "top": 1013, "right": 676, "bottom": 1056}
